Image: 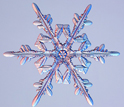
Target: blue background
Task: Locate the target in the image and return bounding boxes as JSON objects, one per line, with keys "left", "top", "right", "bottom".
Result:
{"left": 0, "top": 0, "right": 123, "bottom": 107}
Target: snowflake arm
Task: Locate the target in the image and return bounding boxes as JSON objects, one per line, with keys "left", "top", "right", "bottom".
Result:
{"left": 65, "top": 58, "right": 93, "bottom": 105}
{"left": 32, "top": 59, "right": 61, "bottom": 107}
{"left": 65, "top": 4, "right": 92, "bottom": 49}
{"left": 32, "top": 3, "right": 61, "bottom": 49}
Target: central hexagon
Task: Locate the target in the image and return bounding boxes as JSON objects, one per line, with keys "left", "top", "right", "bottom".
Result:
{"left": 59, "top": 50, "right": 67, "bottom": 58}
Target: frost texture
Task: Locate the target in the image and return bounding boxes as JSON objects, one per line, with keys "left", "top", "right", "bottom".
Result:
{"left": 3, "top": 3, "right": 120, "bottom": 107}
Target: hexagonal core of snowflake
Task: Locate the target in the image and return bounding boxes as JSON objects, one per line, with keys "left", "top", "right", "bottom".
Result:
{"left": 58, "top": 50, "right": 67, "bottom": 58}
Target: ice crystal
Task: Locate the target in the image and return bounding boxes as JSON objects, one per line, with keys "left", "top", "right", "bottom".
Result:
{"left": 3, "top": 3, "right": 120, "bottom": 107}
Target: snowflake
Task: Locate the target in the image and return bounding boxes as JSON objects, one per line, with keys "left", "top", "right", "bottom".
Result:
{"left": 3, "top": 3, "right": 120, "bottom": 107}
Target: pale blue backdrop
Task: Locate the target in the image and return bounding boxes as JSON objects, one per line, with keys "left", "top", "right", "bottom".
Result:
{"left": 0, "top": 0, "right": 123, "bottom": 107}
